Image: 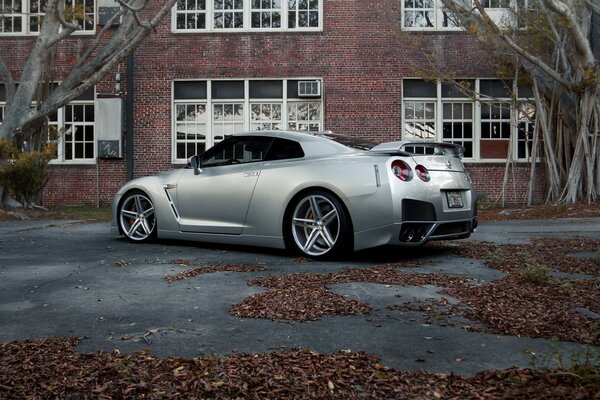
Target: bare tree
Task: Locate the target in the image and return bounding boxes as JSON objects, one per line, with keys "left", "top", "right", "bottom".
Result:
{"left": 0, "top": 0, "right": 177, "bottom": 206}
{"left": 439, "top": 0, "right": 599, "bottom": 203}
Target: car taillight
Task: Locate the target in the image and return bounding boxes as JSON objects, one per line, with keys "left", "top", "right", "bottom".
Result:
{"left": 391, "top": 160, "right": 412, "bottom": 181}
{"left": 415, "top": 165, "right": 430, "bottom": 182}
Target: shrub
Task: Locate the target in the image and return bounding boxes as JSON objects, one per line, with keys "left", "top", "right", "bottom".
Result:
{"left": 0, "top": 139, "right": 56, "bottom": 206}
{"left": 519, "top": 262, "right": 552, "bottom": 285}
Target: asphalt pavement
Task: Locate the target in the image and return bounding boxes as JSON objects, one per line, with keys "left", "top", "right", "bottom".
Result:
{"left": 0, "top": 217, "right": 598, "bottom": 376}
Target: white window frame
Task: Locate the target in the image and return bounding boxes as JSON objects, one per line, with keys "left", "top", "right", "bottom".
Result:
{"left": 0, "top": 99, "right": 96, "bottom": 165}
{"left": 401, "top": 0, "right": 464, "bottom": 31}
{"left": 61, "top": 100, "right": 96, "bottom": 163}
{"left": 287, "top": 100, "right": 321, "bottom": 131}
{"left": 442, "top": 101, "right": 474, "bottom": 158}
{"left": 250, "top": 101, "right": 283, "bottom": 131}
{"left": 174, "top": 102, "right": 208, "bottom": 161}
{"left": 402, "top": 0, "right": 527, "bottom": 31}
{"left": 212, "top": 101, "right": 245, "bottom": 142}
{"left": 402, "top": 78, "right": 536, "bottom": 163}
{"left": 213, "top": 0, "right": 244, "bottom": 30}
{"left": 516, "top": 101, "right": 537, "bottom": 161}
{"left": 171, "top": 0, "right": 322, "bottom": 33}
{"left": 250, "top": 0, "right": 282, "bottom": 29}
{"left": 171, "top": 78, "right": 324, "bottom": 163}
{"left": 403, "top": 100, "right": 437, "bottom": 141}
{"left": 0, "top": 0, "right": 96, "bottom": 36}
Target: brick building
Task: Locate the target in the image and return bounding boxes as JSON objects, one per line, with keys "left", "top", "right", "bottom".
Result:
{"left": 0, "top": 0, "right": 544, "bottom": 206}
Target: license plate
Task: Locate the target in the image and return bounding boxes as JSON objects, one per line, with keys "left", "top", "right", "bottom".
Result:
{"left": 446, "top": 191, "right": 463, "bottom": 208}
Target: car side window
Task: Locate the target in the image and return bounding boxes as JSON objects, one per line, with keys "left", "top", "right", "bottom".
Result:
{"left": 265, "top": 138, "right": 305, "bottom": 161}
{"left": 201, "top": 136, "right": 273, "bottom": 167}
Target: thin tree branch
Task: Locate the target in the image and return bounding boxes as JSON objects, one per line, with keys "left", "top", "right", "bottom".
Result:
{"left": 584, "top": 0, "right": 600, "bottom": 17}
{"left": 74, "top": 8, "right": 128, "bottom": 69}
{"left": 542, "top": 0, "right": 595, "bottom": 66}
{"left": 37, "top": 0, "right": 177, "bottom": 118}
{"left": 472, "top": 0, "right": 577, "bottom": 90}
{"left": 116, "top": 0, "right": 152, "bottom": 29}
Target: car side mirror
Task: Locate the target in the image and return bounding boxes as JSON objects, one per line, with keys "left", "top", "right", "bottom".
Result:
{"left": 188, "top": 155, "right": 202, "bottom": 175}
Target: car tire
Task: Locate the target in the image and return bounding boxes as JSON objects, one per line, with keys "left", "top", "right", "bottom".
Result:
{"left": 118, "top": 190, "right": 157, "bottom": 242}
{"left": 286, "top": 190, "right": 352, "bottom": 259}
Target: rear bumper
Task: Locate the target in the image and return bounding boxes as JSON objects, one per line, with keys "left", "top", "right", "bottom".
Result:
{"left": 353, "top": 216, "right": 476, "bottom": 250}
{"left": 395, "top": 216, "right": 477, "bottom": 246}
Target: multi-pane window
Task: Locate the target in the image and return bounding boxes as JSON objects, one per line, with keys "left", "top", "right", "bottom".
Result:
{"left": 517, "top": 103, "right": 536, "bottom": 160}
{"left": 479, "top": 80, "right": 511, "bottom": 159}
{"left": 45, "top": 110, "right": 60, "bottom": 159}
{"left": 67, "top": 0, "right": 94, "bottom": 30}
{"left": 403, "top": 79, "right": 437, "bottom": 141}
{"left": 442, "top": 103, "right": 473, "bottom": 157}
{"left": 482, "top": 0, "right": 510, "bottom": 8}
{"left": 173, "top": 0, "right": 321, "bottom": 31}
{"left": 402, "top": 0, "right": 462, "bottom": 30}
{"left": 175, "top": 103, "right": 207, "bottom": 160}
{"left": 480, "top": 103, "right": 511, "bottom": 139}
{"left": 213, "top": 103, "right": 244, "bottom": 141}
{"left": 402, "top": 0, "right": 529, "bottom": 30}
{"left": 175, "top": 0, "right": 206, "bottom": 29}
{"left": 288, "top": 0, "right": 318, "bottom": 29}
{"left": 441, "top": 80, "right": 474, "bottom": 157}
{"left": 251, "top": 0, "right": 281, "bottom": 28}
{"left": 64, "top": 103, "right": 95, "bottom": 161}
{"left": 213, "top": 0, "right": 243, "bottom": 29}
{"left": 0, "top": 0, "right": 22, "bottom": 33}
{"left": 0, "top": 0, "right": 95, "bottom": 34}
{"left": 403, "top": 78, "right": 535, "bottom": 161}
{"left": 404, "top": 101, "right": 436, "bottom": 141}
{"left": 0, "top": 85, "right": 94, "bottom": 162}
{"left": 479, "top": 102, "right": 512, "bottom": 159}
{"left": 403, "top": 0, "right": 434, "bottom": 28}
{"left": 172, "top": 79, "right": 324, "bottom": 162}
{"left": 251, "top": 103, "right": 282, "bottom": 130}
{"left": 28, "top": 0, "right": 44, "bottom": 32}
{"left": 287, "top": 102, "right": 321, "bottom": 131}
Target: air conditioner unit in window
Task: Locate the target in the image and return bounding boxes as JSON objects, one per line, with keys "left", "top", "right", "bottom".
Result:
{"left": 98, "top": 0, "right": 121, "bottom": 26}
{"left": 97, "top": 98, "right": 123, "bottom": 158}
{"left": 298, "top": 80, "right": 321, "bottom": 97}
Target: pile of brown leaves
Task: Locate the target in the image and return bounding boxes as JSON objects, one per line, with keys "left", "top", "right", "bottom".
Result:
{"left": 164, "top": 262, "right": 268, "bottom": 283}
{"left": 451, "top": 237, "right": 600, "bottom": 275}
{"left": 231, "top": 238, "right": 600, "bottom": 345}
{"left": 1, "top": 337, "right": 597, "bottom": 399}
{"left": 231, "top": 265, "right": 467, "bottom": 321}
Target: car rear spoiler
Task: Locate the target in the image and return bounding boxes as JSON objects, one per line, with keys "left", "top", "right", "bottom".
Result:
{"left": 370, "top": 141, "right": 465, "bottom": 159}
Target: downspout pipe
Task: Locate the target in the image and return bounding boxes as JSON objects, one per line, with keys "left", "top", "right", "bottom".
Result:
{"left": 126, "top": 52, "right": 134, "bottom": 181}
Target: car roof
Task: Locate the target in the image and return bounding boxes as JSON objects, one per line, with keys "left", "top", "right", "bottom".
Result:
{"left": 235, "top": 130, "right": 376, "bottom": 153}
{"left": 234, "top": 129, "right": 324, "bottom": 142}
{"left": 234, "top": 130, "right": 358, "bottom": 157}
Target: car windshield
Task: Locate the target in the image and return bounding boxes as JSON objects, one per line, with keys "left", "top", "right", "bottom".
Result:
{"left": 316, "top": 132, "right": 377, "bottom": 151}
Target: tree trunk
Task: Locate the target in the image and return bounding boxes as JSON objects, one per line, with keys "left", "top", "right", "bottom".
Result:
{"left": 0, "top": 186, "right": 22, "bottom": 208}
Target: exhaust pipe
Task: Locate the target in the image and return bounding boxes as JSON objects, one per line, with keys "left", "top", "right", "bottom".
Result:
{"left": 400, "top": 226, "right": 415, "bottom": 242}
{"left": 399, "top": 223, "right": 431, "bottom": 243}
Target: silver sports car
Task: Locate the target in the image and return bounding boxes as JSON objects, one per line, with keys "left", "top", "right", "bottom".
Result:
{"left": 112, "top": 130, "right": 477, "bottom": 259}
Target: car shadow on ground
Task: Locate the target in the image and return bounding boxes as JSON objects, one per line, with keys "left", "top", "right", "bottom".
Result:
{"left": 145, "top": 237, "right": 453, "bottom": 265}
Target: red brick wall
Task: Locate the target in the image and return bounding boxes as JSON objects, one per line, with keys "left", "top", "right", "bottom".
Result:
{"left": 5, "top": 0, "right": 545, "bottom": 205}
{"left": 43, "top": 160, "right": 126, "bottom": 206}
{"left": 466, "top": 163, "right": 545, "bottom": 204}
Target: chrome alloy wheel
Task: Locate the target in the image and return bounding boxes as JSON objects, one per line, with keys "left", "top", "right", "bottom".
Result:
{"left": 291, "top": 194, "right": 341, "bottom": 257}
{"left": 119, "top": 192, "right": 156, "bottom": 242}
